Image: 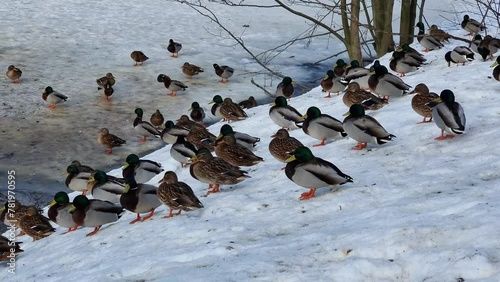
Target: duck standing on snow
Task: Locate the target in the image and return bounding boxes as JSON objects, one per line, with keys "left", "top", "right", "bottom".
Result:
{"left": 87, "top": 170, "right": 126, "bottom": 203}
{"left": 341, "top": 60, "right": 371, "bottom": 90}
{"left": 170, "top": 136, "right": 197, "bottom": 167}
{"left": 134, "top": 108, "right": 161, "bottom": 142}
{"left": 121, "top": 173, "right": 162, "bottom": 224}
{"left": 491, "top": 56, "right": 500, "bottom": 81}
{"left": 42, "top": 86, "right": 68, "bottom": 109}
{"left": 302, "top": 106, "right": 347, "bottom": 147}
{"left": 428, "top": 90, "right": 466, "bottom": 140}
{"left": 389, "top": 50, "right": 420, "bottom": 77}
{"left": 368, "top": 65, "right": 411, "bottom": 101}
{"left": 428, "top": 24, "right": 450, "bottom": 42}
{"left": 238, "top": 96, "right": 257, "bottom": 109}
{"left": 150, "top": 110, "right": 165, "bottom": 128}
{"left": 415, "top": 22, "right": 444, "bottom": 52}
{"left": 64, "top": 164, "right": 92, "bottom": 195}
{"left": 343, "top": 104, "right": 396, "bottom": 150}
{"left": 397, "top": 44, "right": 426, "bottom": 64}
{"left": 161, "top": 120, "right": 189, "bottom": 144}
{"left": 6, "top": 65, "right": 22, "bottom": 83}
{"left": 219, "top": 98, "right": 248, "bottom": 122}
{"left": 214, "top": 134, "right": 264, "bottom": 167}
{"left": 461, "top": 14, "right": 486, "bottom": 36}
{"left": 469, "top": 34, "right": 482, "bottom": 53}
{"left": 98, "top": 128, "right": 126, "bottom": 154}
{"left": 48, "top": 191, "right": 78, "bottom": 234}
{"left": 189, "top": 101, "right": 206, "bottom": 126}
{"left": 285, "top": 146, "right": 353, "bottom": 200}
{"left": 209, "top": 95, "right": 224, "bottom": 118}
{"left": 157, "top": 74, "right": 188, "bottom": 96}
{"left": 70, "top": 195, "right": 125, "bottom": 236}
{"left": 217, "top": 124, "right": 260, "bottom": 151}
{"left": 269, "top": 96, "right": 304, "bottom": 130}
{"left": 477, "top": 35, "right": 500, "bottom": 61}
{"left": 269, "top": 128, "right": 304, "bottom": 164}
{"left": 157, "top": 171, "right": 204, "bottom": 218}
{"left": 333, "top": 59, "right": 347, "bottom": 76}
{"left": 176, "top": 115, "right": 201, "bottom": 131}
{"left": 186, "top": 125, "right": 216, "bottom": 152}
{"left": 182, "top": 62, "right": 203, "bottom": 78}
{"left": 19, "top": 206, "right": 55, "bottom": 241}
{"left": 342, "top": 82, "right": 388, "bottom": 111}
{"left": 321, "top": 70, "right": 346, "bottom": 98}
{"left": 122, "top": 153, "right": 163, "bottom": 184}
{"left": 445, "top": 46, "right": 475, "bottom": 67}
{"left": 167, "top": 39, "right": 182, "bottom": 58}
{"left": 130, "top": 51, "right": 149, "bottom": 66}
{"left": 275, "top": 77, "right": 295, "bottom": 100}
{"left": 213, "top": 63, "right": 234, "bottom": 83}
{"left": 408, "top": 83, "right": 439, "bottom": 123}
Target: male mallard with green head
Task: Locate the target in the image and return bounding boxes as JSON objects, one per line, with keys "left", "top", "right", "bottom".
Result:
{"left": 275, "top": 77, "right": 295, "bottom": 100}
{"left": 134, "top": 108, "right": 161, "bottom": 142}
{"left": 157, "top": 74, "right": 188, "bottom": 96}
{"left": 428, "top": 90, "right": 466, "bottom": 140}
{"left": 42, "top": 86, "right": 68, "bottom": 109}
{"left": 167, "top": 39, "right": 182, "bottom": 58}
{"left": 170, "top": 136, "right": 197, "bottom": 167}
{"left": 87, "top": 170, "right": 126, "bottom": 203}
{"left": 461, "top": 14, "right": 485, "bottom": 36}
{"left": 189, "top": 101, "right": 206, "bottom": 126}
{"left": 64, "top": 164, "right": 92, "bottom": 195}
{"left": 209, "top": 95, "right": 224, "bottom": 118}
{"left": 161, "top": 120, "right": 189, "bottom": 144}
{"left": 415, "top": 22, "right": 443, "bottom": 52}
{"left": 121, "top": 173, "right": 162, "bottom": 224}
{"left": 213, "top": 63, "right": 234, "bottom": 83}
{"left": 321, "top": 70, "right": 346, "bottom": 98}
{"left": 48, "top": 191, "right": 78, "bottom": 234}
{"left": 445, "top": 46, "right": 475, "bottom": 67}
{"left": 69, "top": 195, "right": 125, "bottom": 236}
{"left": 122, "top": 153, "right": 163, "bottom": 184}
{"left": 302, "top": 106, "right": 347, "bottom": 147}
{"left": 269, "top": 96, "right": 304, "bottom": 130}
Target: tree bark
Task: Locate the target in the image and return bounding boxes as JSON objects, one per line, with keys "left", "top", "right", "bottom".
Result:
{"left": 372, "top": 0, "right": 395, "bottom": 57}
{"left": 399, "top": 0, "right": 418, "bottom": 46}
{"left": 348, "top": 0, "right": 362, "bottom": 64}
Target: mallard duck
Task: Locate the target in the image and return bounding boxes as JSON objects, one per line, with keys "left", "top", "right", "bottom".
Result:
{"left": 408, "top": 83, "right": 439, "bottom": 123}
{"left": 157, "top": 74, "right": 188, "bottom": 96}
{"left": 321, "top": 70, "right": 347, "bottom": 98}
{"left": 157, "top": 171, "right": 204, "bottom": 218}
{"left": 341, "top": 60, "right": 371, "bottom": 90}
{"left": 121, "top": 173, "right": 162, "bottom": 224}
{"left": 469, "top": 34, "right": 482, "bottom": 53}
{"left": 209, "top": 95, "right": 224, "bottom": 118}
{"left": 302, "top": 106, "right": 347, "bottom": 147}
{"left": 343, "top": 104, "right": 396, "bottom": 150}
{"left": 171, "top": 136, "right": 197, "bottom": 167}
{"left": 269, "top": 129, "right": 304, "bottom": 163}
{"left": 269, "top": 96, "right": 304, "bottom": 130}
{"left": 238, "top": 96, "right": 257, "bottom": 109}
{"left": 343, "top": 82, "right": 388, "bottom": 111}
{"left": 99, "top": 83, "right": 114, "bottom": 101}
{"left": 217, "top": 124, "right": 260, "bottom": 151}
{"left": 161, "top": 120, "right": 189, "bottom": 144}
{"left": 122, "top": 153, "right": 163, "bottom": 184}
{"left": 130, "top": 51, "right": 148, "bottom": 66}
{"left": 333, "top": 59, "right": 347, "bottom": 76}
{"left": 397, "top": 44, "right": 427, "bottom": 64}
{"left": 415, "top": 22, "right": 444, "bottom": 52}
{"left": 461, "top": 14, "right": 486, "bottom": 35}
{"left": 186, "top": 125, "right": 216, "bottom": 151}
{"left": 69, "top": 195, "right": 125, "bottom": 236}
{"left": 42, "top": 86, "right": 68, "bottom": 109}
{"left": 19, "top": 206, "right": 55, "bottom": 241}
{"left": 98, "top": 128, "right": 126, "bottom": 154}
{"left": 445, "top": 46, "right": 475, "bottom": 67}
{"left": 429, "top": 90, "right": 466, "bottom": 140}
{"left": 6, "top": 65, "right": 22, "bottom": 83}
{"left": 167, "top": 39, "right": 182, "bottom": 58}
{"left": 150, "top": 109, "right": 165, "bottom": 128}
{"left": 285, "top": 146, "right": 353, "bottom": 200}
{"left": 71, "top": 160, "right": 94, "bottom": 173}
{"left": 96, "top": 72, "right": 115, "bottom": 88}
{"left": 477, "top": 35, "right": 500, "bottom": 61}
{"left": 64, "top": 164, "right": 92, "bottom": 195}
{"left": 492, "top": 56, "right": 500, "bottom": 81}
{"left": 182, "top": 62, "right": 203, "bottom": 78}
{"left": 134, "top": 108, "right": 161, "bottom": 142}
{"left": 189, "top": 148, "right": 250, "bottom": 195}
{"left": 176, "top": 115, "right": 201, "bottom": 131}
{"left": 389, "top": 50, "right": 420, "bottom": 77}
{"left": 219, "top": 98, "right": 247, "bottom": 122}
{"left": 368, "top": 65, "right": 411, "bottom": 101}
{"left": 213, "top": 63, "right": 234, "bottom": 83}
{"left": 0, "top": 235, "right": 23, "bottom": 261}
{"left": 214, "top": 134, "right": 264, "bottom": 167}
{"left": 48, "top": 191, "right": 78, "bottom": 234}
{"left": 189, "top": 102, "right": 206, "bottom": 126}
{"left": 429, "top": 25, "right": 450, "bottom": 42}
{"left": 87, "top": 170, "right": 126, "bottom": 203}
{"left": 275, "top": 77, "right": 295, "bottom": 99}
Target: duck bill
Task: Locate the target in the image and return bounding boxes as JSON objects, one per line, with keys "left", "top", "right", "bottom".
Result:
{"left": 291, "top": 81, "right": 297, "bottom": 85}
{"left": 270, "top": 102, "right": 276, "bottom": 107}
{"left": 189, "top": 107, "right": 193, "bottom": 111}
{"left": 432, "top": 97, "right": 442, "bottom": 103}
{"left": 62, "top": 171, "right": 69, "bottom": 175}
{"left": 122, "top": 163, "right": 130, "bottom": 170}
{"left": 342, "top": 111, "right": 351, "bottom": 117}
{"left": 68, "top": 205, "right": 76, "bottom": 213}
{"left": 49, "top": 200, "right": 57, "bottom": 207}
{"left": 208, "top": 101, "right": 215, "bottom": 104}
{"left": 189, "top": 156, "right": 198, "bottom": 162}
{"left": 285, "top": 155, "right": 296, "bottom": 163}
{"left": 301, "top": 114, "right": 308, "bottom": 119}
{"left": 124, "top": 184, "right": 130, "bottom": 193}
{"left": 491, "top": 61, "right": 499, "bottom": 67}
{"left": 323, "top": 75, "right": 329, "bottom": 81}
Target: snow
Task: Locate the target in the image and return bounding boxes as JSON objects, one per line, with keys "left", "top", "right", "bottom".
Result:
{"left": 2, "top": 0, "right": 500, "bottom": 281}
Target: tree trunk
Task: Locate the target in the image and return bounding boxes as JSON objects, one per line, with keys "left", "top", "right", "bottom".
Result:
{"left": 348, "top": 0, "right": 362, "bottom": 64}
{"left": 372, "top": 0, "right": 395, "bottom": 57}
{"left": 399, "top": 0, "right": 418, "bottom": 46}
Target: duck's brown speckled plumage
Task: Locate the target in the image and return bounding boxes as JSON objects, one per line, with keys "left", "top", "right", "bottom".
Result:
{"left": 269, "top": 129, "right": 304, "bottom": 163}
{"left": 215, "top": 135, "right": 263, "bottom": 167}
{"left": 19, "top": 206, "right": 55, "bottom": 241}
{"left": 157, "top": 171, "right": 203, "bottom": 218}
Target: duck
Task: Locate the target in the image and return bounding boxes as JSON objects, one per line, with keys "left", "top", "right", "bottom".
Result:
{"left": 176, "top": 115, "right": 201, "bottom": 131}
{"left": 269, "top": 96, "right": 304, "bottom": 130}
{"left": 167, "top": 39, "right": 182, "bottom": 58}
{"left": 343, "top": 104, "right": 396, "bottom": 150}
{"left": 285, "top": 146, "right": 353, "bottom": 200}
{"left": 341, "top": 60, "right": 371, "bottom": 90}
{"left": 428, "top": 24, "right": 450, "bottom": 42}
{"left": 428, "top": 90, "right": 466, "bottom": 140}
{"left": 321, "top": 70, "right": 347, "bottom": 98}
{"left": 48, "top": 191, "right": 78, "bottom": 234}
{"left": 213, "top": 63, "right": 234, "bottom": 83}
{"left": 87, "top": 170, "right": 126, "bottom": 203}
{"left": 469, "top": 34, "right": 482, "bottom": 53}
{"left": 397, "top": 44, "right": 426, "bottom": 64}
{"left": 186, "top": 124, "right": 216, "bottom": 151}
{"left": 170, "top": 136, "right": 197, "bottom": 167}
{"left": 150, "top": 109, "right": 164, "bottom": 128}
{"left": 182, "top": 62, "right": 204, "bottom": 78}
{"left": 333, "top": 59, "right": 347, "bottom": 76}
{"left": 189, "top": 147, "right": 250, "bottom": 196}
{"left": 408, "top": 83, "right": 439, "bottom": 123}
{"left": 342, "top": 82, "right": 388, "bottom": 111}
{"left": 42, "top": 86, "right": 68, "bottom": 109}
{"left": 415, "top": 22, "right": 444, "bottom": 52}
{"left": 389, "top": 50, "right": 420, "bottom": 77}
{"left": 445, "top": 46, "right": 475, "bottom": 67}
{"left": 98, "top": 128, "right": 126, "bottom": 154}
{"left": 492, "top": 56, "right": 500, "bottom": 81}
{"left": 275, "top": 77, "right": 295, "bottom": 99}
{"left": 69, "top": 195, "right": 125, "bottom": 236}
{"left": 477, "top": 35, "right": 500, "bottom": 61}
{"left": 189, "top": 101, "right": 206, "bottom": 126}
{"left": 161, "top": 120, "right": 189, "bottom": 144}
{"left": 134, "top": 108, "right": 161, "bottom": 142}
{"left": 214, "top": 134, "right": 264, "bottom": 167}
{"left": 238, "top": 96, "right": 257, "bottom": 109}
{"left": 219, "top": 98, "right": 248, "bottom": 122}
{"left": 269, "top": 129, "right": 304, "bottom": 164}
{"left": 6, "top": 65, "right": 22, "bottom": 83}
{"left": 64, "top": 164, "right": 92, "bottom": 195}
{"left": 99, "top": 83, "right": 114, "bottom": 101}
{"left": 71, "top": 160, "right": 94, "bottom": 173}
{"left": 19, "top": 206, "right": 55, "bottom": 241}
{"left": 96, "top": 72, "right": 115, "bottom": 88}
{"left": 209, "top": 95, "right": 224, "bottom": 118}
{"left": 368, "top": 65, "right": 411, "bottom": 101}
{"left": 157, "top": 74, "right": 188, "bottom": 96}
{"left": 461, "top": 14, "right": 486, "bottom": 36}
{"left": 217, "top": 124, "right": 260, "bottom": 151}
{"left": 122, "top": 153, "right": 163, "bottom": 184}
{"left": 0, "top": 235, "right": 23, "bottom": 261}
{"left": 121, "top": 173, "right": 162, "bottom": 224}
{"left": 302, "top": 106, "right": 347, "bottom": 147}
{"left": 130, "top": 51, "right": 149, "bottom": 66}
{"left": 157, "top": 171, "right": 204, "bottom": 218}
